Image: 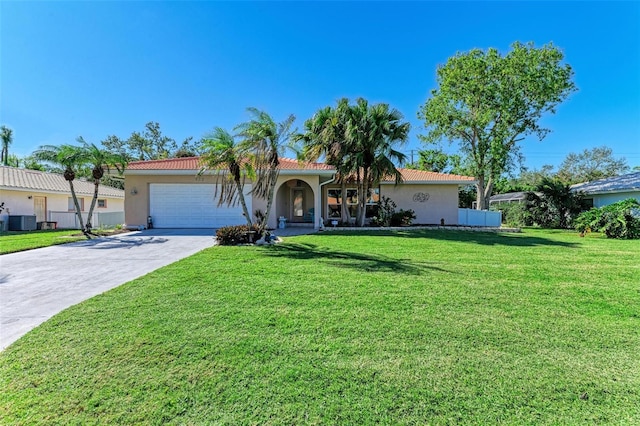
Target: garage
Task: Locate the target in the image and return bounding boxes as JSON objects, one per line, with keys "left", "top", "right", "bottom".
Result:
{"left": 149, "top": 183, "right": 252, "bottom": 228}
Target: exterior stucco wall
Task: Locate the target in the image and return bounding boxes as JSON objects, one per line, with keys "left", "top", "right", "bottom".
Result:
{"left": 590, "top": 191, "right": 640, "bottom": 208}
{"left": 380, "top": 183, "right": 460, "bottom": 225}
{"left": 1, "top": 189, "right": 124, "bottom": 217}
{"left": 125, "top": 173, "right": 321, "bottom": 229}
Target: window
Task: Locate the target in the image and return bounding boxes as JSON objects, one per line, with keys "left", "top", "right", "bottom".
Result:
{"left": 326, "top": 187, "right": 380, "bottom": 218}
{"left": 97, "top": 199, "right": 107, "bottom": 208}
{"left": 583, "top": 198, "right": 594, "bottom": 210}
{"left": 68, "top": 197, "right": 84, "bottom": 211}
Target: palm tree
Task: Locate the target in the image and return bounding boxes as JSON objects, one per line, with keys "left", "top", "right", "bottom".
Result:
{"left": 78, "top": 137, "right": 127, "bottom": 234}
{"left": 345, "top": 99, "right": 410, "bottom": 226}
{"left": 1, "top": 125, "right": 13, "bottom": 166}
{"left": 296, "top": 98, "right": 355, "bottom": 224}
{"left": 236, "top": 108, "right": 296, "bottom": 235}
{"left": 33, "top": 144, "right": 89, "bottom": 236}
{"left": 200, "top": 127, "right": 253, "bottom": 227}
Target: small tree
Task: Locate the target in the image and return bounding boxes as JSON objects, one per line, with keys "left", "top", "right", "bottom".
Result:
{"left": 33, "top": 144, "right": 89, "bottom": 236}
{"left": 1, "top": 125, "right": 13, "bottom": 166}
{"left": 78, "top": 138, "right": 127, "bottom": 234}
{"left": 526, "top": 177, "right": 586, "bottom": 228}
{"left": 200, "top": 127, "right": 253, "bottom": 227}
{"left": 236, "top": 108, "right": 296, "bottom": 236}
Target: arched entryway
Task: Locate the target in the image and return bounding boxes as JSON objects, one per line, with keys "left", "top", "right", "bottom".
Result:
{"left": 275, "top": 179, "right": 317, "bottom": 226}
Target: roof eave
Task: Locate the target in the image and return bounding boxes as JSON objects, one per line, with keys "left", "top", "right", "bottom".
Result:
{"left": 380, "top": 180, "right": 478, "bottom": 185}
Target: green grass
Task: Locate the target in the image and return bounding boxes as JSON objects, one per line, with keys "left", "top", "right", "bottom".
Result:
{"left": 0, "top": 229, "right": 85, "bottom": 254}
{"left": 1, "top": 229, "right": 639, "bottom": 424}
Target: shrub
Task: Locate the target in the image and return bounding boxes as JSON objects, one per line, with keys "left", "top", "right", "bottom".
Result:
{"left": 491, "top": 202, "right": 534, "bottom": 227}
{"left": 523, "top": 178, "right": 588, "bottom": 229}
{"left": 216, "top": 224, "right": 262, "bottom": 245}
{"left": 575, "top": 198, "right": 640, "bottom": 239}
{"left": 390, "top": 209, "right": 416, "bottom": 227}
{"left": 370, "top": 196, "right": 397, "bottom": 227}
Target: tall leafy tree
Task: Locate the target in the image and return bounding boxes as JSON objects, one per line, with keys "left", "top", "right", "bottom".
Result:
{"left": 236, "top": 108, "right": 296, "bottom": 235}
{"left": 296, "top": 98, "right": 355, "bottom": 224}
{"left": 557, "top": 146, "right": 629, "bottom": 184}
{"left": 419, "top": 41, "right": 577, "bottom": 210}
{"left": 347, "top": 98, "right": 409, "bottom": 226}
{"left": 33, "top": 144, "right": 89, "bottom": 236}
{"left": 77, "top": 137, "right": 127, "bottom": 234}
{"left": 1, "top": 125, "right": 13, "bottom": 166}
{"left": 102, "top": 122, "right": 194, "bottom": 161}
{"left": 411, "top": 149, "right": 463, "bottom": 174}
{"left": 200, "top": 127, "right": 254, "bottom": 227}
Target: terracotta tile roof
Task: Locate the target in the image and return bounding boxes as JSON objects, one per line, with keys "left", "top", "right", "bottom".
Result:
{"left": 127, "top": 157, "right": 204, "bottom": 170}
{"left": 390, "top": 168, "right": 476, "bottom": 183}
{"left": 126, "top": 157, "right": 335, "bottom": 171}
{"left": 0, "top": 166, "right": 125, "bottom": 198}
{"left": 126, "top": 157, "right": 475, "bottom": 183}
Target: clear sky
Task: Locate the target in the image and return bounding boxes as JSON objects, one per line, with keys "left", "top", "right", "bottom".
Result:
{"left": 1, "top": 1, "right": 639, "bottom": 172}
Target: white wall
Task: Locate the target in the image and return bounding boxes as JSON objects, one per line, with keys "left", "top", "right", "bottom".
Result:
{"left": 1, "top": 189, "right": 124, "bottom": 218}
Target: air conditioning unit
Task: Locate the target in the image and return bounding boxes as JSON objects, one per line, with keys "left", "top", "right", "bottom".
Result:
{"left": 8, "top": 215, "right": 37, "bottom": 231}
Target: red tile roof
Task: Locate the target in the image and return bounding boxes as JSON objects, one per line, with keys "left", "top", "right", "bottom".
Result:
{"left": 391, "top": 168, "right": 476, "bottom": 183}
{"left": 127, "top": 157, "right": 335, "bottom": 171}
{"left": 125, "top": 157, "right": 475, "bottom": 182}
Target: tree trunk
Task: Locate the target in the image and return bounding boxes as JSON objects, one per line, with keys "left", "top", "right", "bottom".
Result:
{"left": 475, "top": 175, "right": 493, "bottom": 210}
{"left": 235, "top": 180, "right": 253, "bottom": 227}
{"left": 358, "top": 169, "right": 369, "bottom": 227}
{"left": 340, "top": 178, "right": 350, "bottom": 224}
{"left": 68, "top": 180, "right": 88, "bottom": 237}
{"left": 85, "top": 180, "right": 100, "bottom": 233}
{"left": 258, "top": 168, "right": 279, "bottom": 236}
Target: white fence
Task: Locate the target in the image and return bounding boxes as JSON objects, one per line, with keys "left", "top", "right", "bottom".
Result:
{"left": 458, "top": 208, "right": 502, "bottom": 227}
{"left": 49, "top": 211, "right": 125, "bottom": 229}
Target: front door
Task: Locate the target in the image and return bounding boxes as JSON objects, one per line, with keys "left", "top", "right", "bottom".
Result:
{"left": 34, "top": 196, "right": 46, "bottom": 222}
{"left": 292, "top": 189, "right": 304, "bottom": 220}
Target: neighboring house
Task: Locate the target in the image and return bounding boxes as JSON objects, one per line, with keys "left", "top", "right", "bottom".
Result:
{"left": 489, "top": 191, "right": 531, "bottom": 205}
{"left": 123, "top": 157, "right": 476, "bottom": 229}
{"left": 0, "top": 165, "right": 125, "bottom": 229}
{"left": 571, "top": 171, "right": 640, "bottom": 208}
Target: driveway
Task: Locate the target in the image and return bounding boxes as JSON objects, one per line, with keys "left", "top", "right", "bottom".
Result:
{"left": 0, "top": 229, "right": 217, "bottom": 350}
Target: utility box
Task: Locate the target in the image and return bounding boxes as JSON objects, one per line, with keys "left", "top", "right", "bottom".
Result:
{"left": 8, "top": 215, "right": 37, "bottom": 231}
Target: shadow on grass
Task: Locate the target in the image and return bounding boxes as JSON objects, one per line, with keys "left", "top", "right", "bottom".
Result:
{"left": 263, "top": 242, "right": 451, "bottom": 276}
{"left": 326, "top": 229, "right": 579, "bottom": 248}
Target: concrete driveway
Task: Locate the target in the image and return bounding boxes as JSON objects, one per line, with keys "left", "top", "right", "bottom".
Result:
{"left": 0, "top": 229, "right": 217, "bottom": 350}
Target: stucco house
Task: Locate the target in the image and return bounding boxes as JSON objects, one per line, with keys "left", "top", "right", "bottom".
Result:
{"left": 123, "top": 157, "right": 476, "bottom": 229}
{"left": 0, "top": 165, "right": 125, "bottom": 230}
{"left": 571, "top": 171, "right": 640, "bottom": 208}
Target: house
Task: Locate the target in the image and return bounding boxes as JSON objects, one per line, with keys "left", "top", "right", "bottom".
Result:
{"left": 571, "top": 171, "right": 640, "bottom": 208}
{"left": 0, "top": 165, "right": 125, "bottom": 230}
{"left": 123, "top": 157, "right": 476, "bottom": 229}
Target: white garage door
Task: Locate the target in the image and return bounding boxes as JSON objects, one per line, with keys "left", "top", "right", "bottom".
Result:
{"left": 149, "top": 184, "right": 252, "bottom": 228}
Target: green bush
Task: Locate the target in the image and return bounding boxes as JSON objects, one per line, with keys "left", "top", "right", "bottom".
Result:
{"left": 215, "top": 224, "right": 262, "bottom": 245}
{"left": 575, "top": 198, "right": 640, "bottom": 239}
{"left": 490, "top": 202, "right": 533, "bottom": 227}
{"left": 370, "top": 196, "right": 397, "bottom": 227}
{"left": 390, "top": 209, "right": 416, "bottom": 227}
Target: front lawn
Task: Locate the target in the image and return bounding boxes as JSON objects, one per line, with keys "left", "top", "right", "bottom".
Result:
{"left": 1, "top": 229, "right": 638, "bottom": 424}
{"left": 0, "top": 229, "right": 85, "bottom": 254}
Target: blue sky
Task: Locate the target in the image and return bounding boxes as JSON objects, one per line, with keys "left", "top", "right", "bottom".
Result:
{"left": 1, "top": 1, "right": 639, "bottom": 172}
